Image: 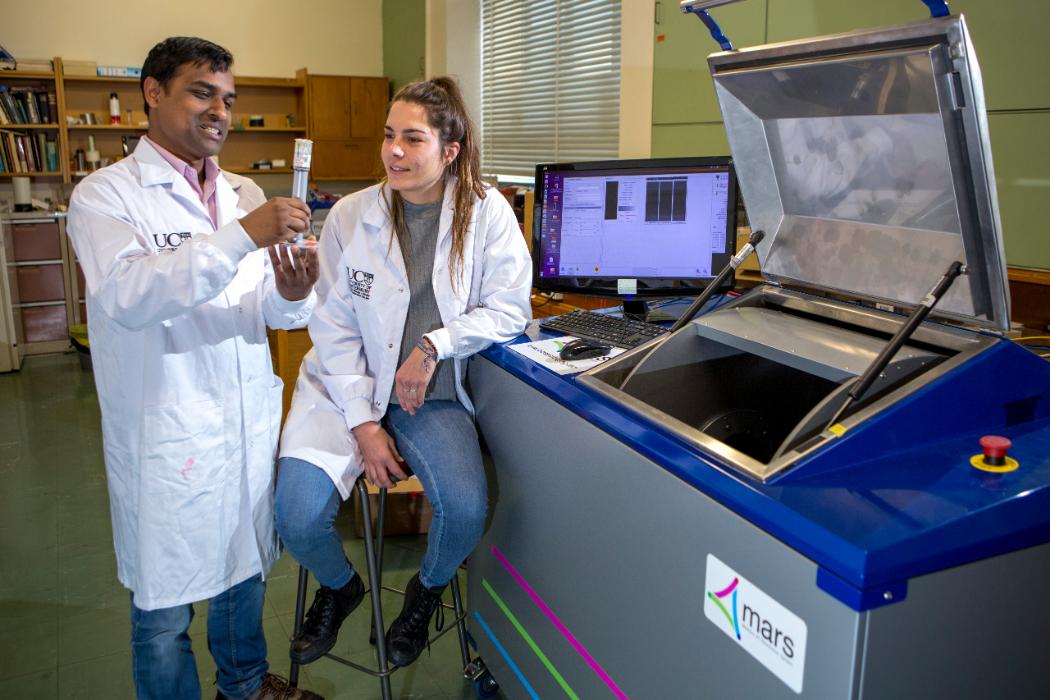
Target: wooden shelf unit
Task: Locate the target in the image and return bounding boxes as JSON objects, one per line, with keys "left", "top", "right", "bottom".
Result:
{"left": 5, "top": 60, "right": 391, "bottom": 183}
{"left": 0, "top": 58, "right": 67, "bottom": 178}
{"left": 61, "top": 66, "right": 312, "bottom": 179}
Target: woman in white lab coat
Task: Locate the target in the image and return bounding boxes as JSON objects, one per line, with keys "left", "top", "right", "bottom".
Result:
{"left": 275, "top": 77, "right": 532, "bottom": 668}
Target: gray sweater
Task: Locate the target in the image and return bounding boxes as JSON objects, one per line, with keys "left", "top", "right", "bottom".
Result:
{"left": 389, "top": 199, "right": 456, "bottom": 404}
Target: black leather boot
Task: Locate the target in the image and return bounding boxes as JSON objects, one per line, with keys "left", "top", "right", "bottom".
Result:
{"left": 289, "top": 572, "right": 365, "bottom": 664}
{"left": 385, "top": 572, "right": 446, "bottom": 667}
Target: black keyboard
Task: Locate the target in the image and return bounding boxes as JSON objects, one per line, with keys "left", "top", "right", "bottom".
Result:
{"left": 539, "top": 309, "right": 669, "bottom": 349}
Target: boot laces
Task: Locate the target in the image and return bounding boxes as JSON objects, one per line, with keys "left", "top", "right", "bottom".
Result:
{"left": 404, "top": 584, "right": 444, "bottom": 635}
{"left": 302, "top": 587, "right": 343, "bottom": 636}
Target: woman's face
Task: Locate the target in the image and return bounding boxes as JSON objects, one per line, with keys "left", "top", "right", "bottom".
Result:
{"left": 382, "top": 100, "right": 461, "bottom": 205}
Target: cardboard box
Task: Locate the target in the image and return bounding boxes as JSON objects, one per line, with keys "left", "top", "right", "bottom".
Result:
{"left": 353, "top": 479, "right": 433, "bottom": 537}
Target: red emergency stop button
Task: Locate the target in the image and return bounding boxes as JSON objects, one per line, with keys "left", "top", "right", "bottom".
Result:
{"left": 971, "top": 435, "right": 1018, "bottom": 473}
{"left": 979, "top": 435, "right": 1012, "bottom": 466}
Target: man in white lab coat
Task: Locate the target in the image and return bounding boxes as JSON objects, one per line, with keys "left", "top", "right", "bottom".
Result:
{"left": 67, "top": 37, "right": 321, "bottom": 700}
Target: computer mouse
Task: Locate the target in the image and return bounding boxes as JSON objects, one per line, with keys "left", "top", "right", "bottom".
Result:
{"left": 559, "top": 338, "right": 612, "bottom": 361}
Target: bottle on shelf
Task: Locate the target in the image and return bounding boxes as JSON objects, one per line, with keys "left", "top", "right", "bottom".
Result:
{"left": 86, "top": 135, "right": 100, "bottom": 171}
{"left": 109, "top": 92, "right": 121, "bottom": 125}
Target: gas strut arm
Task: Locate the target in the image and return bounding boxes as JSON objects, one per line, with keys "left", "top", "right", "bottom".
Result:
{"left": 679, "top": 0, "right": 742, "bottom": 51}
{"left": 618, "top": 229, "right": 764, "bottom": 392}
{"left": 825, "top": 260, "right": 966, "bottom": 432}
{"left": 681, "top": 0, "right": 950, "bottom": 53}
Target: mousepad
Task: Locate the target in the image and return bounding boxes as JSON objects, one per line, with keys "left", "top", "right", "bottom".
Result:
{"left": 508, "top": 336, "right": 627, "bottom": 375}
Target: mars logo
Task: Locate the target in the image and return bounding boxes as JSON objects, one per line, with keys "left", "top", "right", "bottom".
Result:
{"left": 347, "top": 267, "right": 375, "bottom": 300}
{"left": 152, "top": 231, "right": 192, "bottom": 252}
{"left": 704, "top": 554, "right": 808, "bottom": 693}
{"left": 707, "top": 576, "right": 742, "bottom": 641}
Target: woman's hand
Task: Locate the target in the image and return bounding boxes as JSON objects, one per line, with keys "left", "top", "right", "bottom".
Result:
{"left": 352, "top": 421, "right": 409, "bottom": 488}
{"left": 394, "top": 340, "right": 438, "bottom": 416}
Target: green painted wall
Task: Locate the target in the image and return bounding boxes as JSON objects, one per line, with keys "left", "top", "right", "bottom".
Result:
{"left": 651, "top": 0, "right": 1050, "bottom": 269}
{"left": 383, "top": 0, "right": 426, "bottom": 94}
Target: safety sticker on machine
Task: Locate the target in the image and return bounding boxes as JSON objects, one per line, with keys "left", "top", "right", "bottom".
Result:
{"left": 704, "top": 554, "right": 808, "bottom": 693}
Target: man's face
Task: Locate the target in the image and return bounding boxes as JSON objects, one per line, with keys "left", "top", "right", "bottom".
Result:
{"left": 143, "top": 62, "right": 235, "bottom": 165}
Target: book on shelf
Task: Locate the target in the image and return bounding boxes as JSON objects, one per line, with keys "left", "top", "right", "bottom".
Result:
{"left": 0, "top": 86, "right": 23, "bottom": 124}
{"left": 12, "top": 93, "right": 29, "bottom": 123}
{"left": 97, "top": 65, "right": 142, "bottom": 78}
{"left": 14, "top": 58, "right": 53, "bottom": 72}
{"left": 63, "top": 59, "right": 98, "bottom": 77}
{"left": 34, "top": 92, "right": 50, "bottom": 123}
{"left": 35, "top": 133, "right": 50, "bottom": 172}
{"left": 1, "top": 131, "right": 17, "bottom": 172}
{"left": 0, "top": 45, "right": 14, "bottom": 71}
{"left": 12, "top": 133, "right": 29, "bottom": 172}
{"left": 0, "top": 133, "right": 10, "bottom": 172}
{"left": 45, "top": 137, "right": 58, "bottom": 172}
{"left": 0, "top": 131, "right": 10, "bottom": 172}
{"left": 13, "top": 87, "right": 42, "bottom": 124}
{"left": 21, "top": 134, "right": 39, "bottom": 172}
{"left": 0, "top": 88, "right": 57, "bottom": 125}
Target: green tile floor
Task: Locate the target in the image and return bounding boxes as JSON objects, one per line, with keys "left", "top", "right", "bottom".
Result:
{"left": 0, "top": 354, "right": 498, "bottom": 700}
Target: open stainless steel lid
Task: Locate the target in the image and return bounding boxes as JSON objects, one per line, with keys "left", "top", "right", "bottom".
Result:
{"left": 709, "top": 15, "right": 1010, "bottom": 330}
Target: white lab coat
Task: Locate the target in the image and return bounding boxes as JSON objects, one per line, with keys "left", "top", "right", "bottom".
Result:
{"left": 280, "top": 181, "right": 532, "bottom": 498}
{"left": 67, "top": 140, "right": 315, "bottom": 610}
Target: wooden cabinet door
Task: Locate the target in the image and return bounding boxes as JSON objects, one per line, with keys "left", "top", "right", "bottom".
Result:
{"left": 308, "top": 76, "right": 351, "bottom": 140}
{"left": 350, "top": 78, "right": 389, "bottom": 138}
{"left": 12, "top": 222, "right": 62, "bottom": 261}
{"left": 312, "top": 139, "right": 382, "bottom": 179}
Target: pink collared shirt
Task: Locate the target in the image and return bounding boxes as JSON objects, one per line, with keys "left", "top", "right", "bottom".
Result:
{"left": 143, "top": 135, "right": 220, "bottom": 228}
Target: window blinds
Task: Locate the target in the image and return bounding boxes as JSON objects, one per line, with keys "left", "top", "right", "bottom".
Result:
{"left": 481, "top": 0, "right": 622, "bottom": 179}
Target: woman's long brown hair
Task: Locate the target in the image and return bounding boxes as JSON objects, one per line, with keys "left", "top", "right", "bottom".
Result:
{"left": 380, "top": 76, "right": 486, "bottom": 291}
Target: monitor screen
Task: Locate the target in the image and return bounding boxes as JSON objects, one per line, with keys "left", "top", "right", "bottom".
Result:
{"left": 533, "top": 157, "right": 738, "bottom": 301}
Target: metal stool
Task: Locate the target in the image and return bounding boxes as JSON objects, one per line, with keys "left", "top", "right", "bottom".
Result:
{"left": 288, "top": 476, "right": 472, "bottom": 700}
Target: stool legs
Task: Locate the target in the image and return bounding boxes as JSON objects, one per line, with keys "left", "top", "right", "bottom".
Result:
{"left": 288, "top": 565, "right": 310, "bottom": 686}
{"left": 357, "top": 479, "right": 393, "bottom": 700}
{"left": 368, "top": 487, "right": 387, "bottom": 646}
{"left": 288, "top": 477, "right": 472, "bottom": 699}
{"left": 450, "top": 573, "right": 471, "bottom": 669}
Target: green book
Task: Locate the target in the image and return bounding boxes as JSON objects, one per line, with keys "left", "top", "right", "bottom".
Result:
{"left": 45, "top": 137, "right": 57, "bottom": 172}
{"left": 36, "top": 132, "right": 48, "bottom": 171}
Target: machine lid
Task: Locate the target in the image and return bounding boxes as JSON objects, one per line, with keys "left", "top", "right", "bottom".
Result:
{"left": 709, "top": 15, "right": 1010, "bottom": 331}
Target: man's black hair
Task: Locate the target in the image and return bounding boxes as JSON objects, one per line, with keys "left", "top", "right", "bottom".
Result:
{"left": 140, "top": 37, "right": 233, "bottom": 115}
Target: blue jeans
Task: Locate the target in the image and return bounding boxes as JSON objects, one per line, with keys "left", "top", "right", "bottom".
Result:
{"left": 130, "top": 574, "right": 268, "bottom": 700}
{"left": 276, "top": 400, "right": 487, "bottom": 589}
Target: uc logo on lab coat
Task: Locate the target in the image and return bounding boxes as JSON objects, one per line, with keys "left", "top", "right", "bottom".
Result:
{"left": 347, "top": 267, "right": 375, "bottom": 300}
{"left": 152, "top": 231, "right": 192, "bottom": 252}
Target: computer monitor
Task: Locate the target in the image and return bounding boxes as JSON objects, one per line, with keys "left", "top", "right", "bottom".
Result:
{"left": 533, "top": 156, "right": 738, "bottom": 316}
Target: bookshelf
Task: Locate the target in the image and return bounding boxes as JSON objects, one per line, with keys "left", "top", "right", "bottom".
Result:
{"left": 62, "top": 67, "right": 310, "bottom": 181}
{"left": 0, "top": 60, "right": 319, "bottom": 184}
{"left": 1, "top": 60, "right": 391, "bottom": 183}
{"left": 0, "top": 58, "right": 67, "bottom": 180}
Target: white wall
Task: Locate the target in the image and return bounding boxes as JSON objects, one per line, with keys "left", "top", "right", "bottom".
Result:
{"left": 3, "top": 0, "right": 384, "bottom": 77}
